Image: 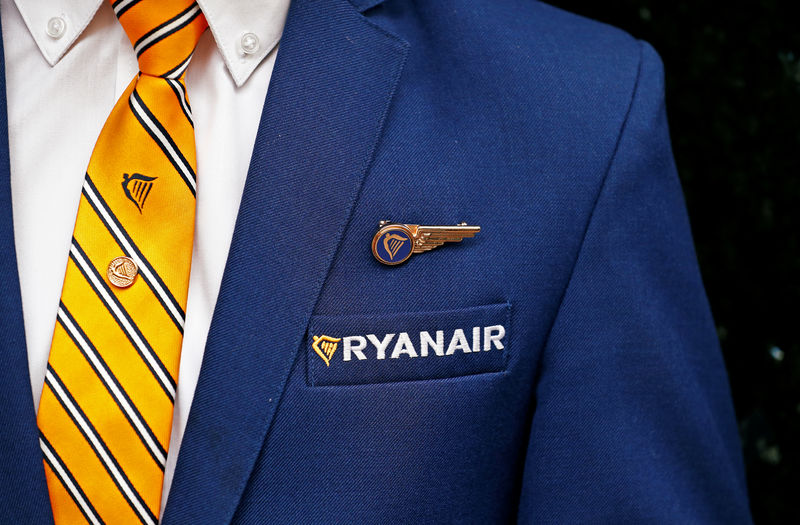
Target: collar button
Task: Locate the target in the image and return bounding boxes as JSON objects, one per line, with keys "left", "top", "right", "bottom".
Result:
{"left": 46, "top": 16, "right": 66, "bottom": 39}
{"left": 240, "top": 32, "right": 260, "bottom": 55}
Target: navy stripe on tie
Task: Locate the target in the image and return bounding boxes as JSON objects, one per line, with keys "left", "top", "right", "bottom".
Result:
{"left": 68, "top": 240, "right": 176, "bottom": 402}
{"left": 129, "top": 90, "right": 197, "bottom": 195}
{"left": 166, "top": 78, "right": 193, "bottom": 126}
{"left": 57, "top": 301, "right": 169, "bottom": 468}
{"left": 161, "top": 52, "right": 193, "bottom": 79}
{"left": 40, "top": 432, "right": 105, "bottom": 525}
{"left": 133, "top": 3, "right": 202, "bottom": 58}
{"left": 82, "top": 175, "right": 186, "bottom": 334}
{"left": 112, "top": 0, "right": 141, "bottom": 19}
{"left": 45, "top": 366, "right": 158, "bottom": 525}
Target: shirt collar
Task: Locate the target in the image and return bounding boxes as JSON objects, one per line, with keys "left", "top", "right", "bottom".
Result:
{"left": 12, "top": 0, "right": 290, "bottom": 87}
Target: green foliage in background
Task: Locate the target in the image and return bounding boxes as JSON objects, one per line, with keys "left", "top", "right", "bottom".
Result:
{"left": 547, "top": 1, "right": 799, "bottom": 522}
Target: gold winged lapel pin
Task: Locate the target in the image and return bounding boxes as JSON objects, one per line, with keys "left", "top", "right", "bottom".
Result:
{"left": 371, "top": 221, "right": 480, "bottom": 265}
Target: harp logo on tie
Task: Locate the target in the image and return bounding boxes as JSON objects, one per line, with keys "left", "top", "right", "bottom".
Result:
{"left": 312, "top": 335, "right": 341, "bottom": 367}
{"left": 122, "top": 173, "right": 158, "bottom": 213}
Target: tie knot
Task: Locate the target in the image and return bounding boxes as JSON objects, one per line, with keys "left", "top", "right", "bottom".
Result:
{"left": 112, "top": 0, "right": 208, "bottom": 78}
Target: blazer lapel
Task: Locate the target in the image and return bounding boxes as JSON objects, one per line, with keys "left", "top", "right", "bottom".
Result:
{"left": 162, "top": 0, "right": 408, "bottom": 522}
{"left": 0, "top": 22, "right": 55, "bottom": 525}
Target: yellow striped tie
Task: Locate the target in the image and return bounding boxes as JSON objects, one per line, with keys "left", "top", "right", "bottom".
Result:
{"left": 37, "top": 1, "right": 207, "bottom": 523}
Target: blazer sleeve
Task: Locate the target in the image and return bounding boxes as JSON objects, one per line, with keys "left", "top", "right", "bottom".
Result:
{"left": 516, "top": 41, "right": 752, "bottom": 524}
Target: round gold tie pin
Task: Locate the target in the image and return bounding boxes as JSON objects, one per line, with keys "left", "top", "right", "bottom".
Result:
{"left": 107, "top": 256, "right": 139, "bottom": 288}
{"left": 371, "top": 221, "right": 480, "bottom": 265}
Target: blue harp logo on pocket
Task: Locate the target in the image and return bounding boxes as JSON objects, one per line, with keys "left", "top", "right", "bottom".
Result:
{"left": 122, "top": 173, "right": 157, "bottom": 213}
{"left": 312, "top": 335, "right": 341, "bottom": 367}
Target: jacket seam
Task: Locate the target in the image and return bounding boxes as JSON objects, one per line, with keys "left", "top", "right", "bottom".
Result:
{"left": 515, "top": 41, "right": 647, "bottom": 521}
{"left": 533, "top": 39, "right": 647, "bottom": 384}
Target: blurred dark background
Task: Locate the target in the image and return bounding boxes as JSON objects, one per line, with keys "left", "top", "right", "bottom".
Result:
{"left": 547, "top": 1, "right": 799, "bottom": 522}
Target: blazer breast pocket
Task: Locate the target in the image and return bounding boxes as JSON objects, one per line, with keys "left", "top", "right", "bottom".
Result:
{"left": 306, "top": 303, "right": 511, "bottom": 386}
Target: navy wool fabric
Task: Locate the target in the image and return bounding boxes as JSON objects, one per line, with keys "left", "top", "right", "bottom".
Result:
{"left": 0, "top": 0, "right": 750, "bottom": 523}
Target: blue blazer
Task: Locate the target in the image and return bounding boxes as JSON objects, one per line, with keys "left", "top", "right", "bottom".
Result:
{"left": 0, "top": 0, "right": 752, "bottom": 523}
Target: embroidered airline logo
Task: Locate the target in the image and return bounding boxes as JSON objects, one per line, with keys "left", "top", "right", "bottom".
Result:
{"left": 312, "top": 335, "right": 341, "bottom": 367}
{"left": 310, "top": 325, "right": 506, "bottom": 366}
{"left": 122, "top": 173, "right": 158, "bottom": 213}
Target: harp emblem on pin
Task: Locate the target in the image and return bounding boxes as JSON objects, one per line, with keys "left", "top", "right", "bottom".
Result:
{"left": 383, "top": 233, "right": 408, "bottom": 260}
{"left": 371, "top": 221, "right": 481, "bottom": 265}
{"left": 122, "top": 173, "right": 158, "bottom": 213}
{"left": 312, "top": 335, "right": 341, "bottom": 367}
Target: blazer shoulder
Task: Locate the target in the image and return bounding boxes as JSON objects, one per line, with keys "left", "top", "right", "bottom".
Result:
{"left": 514, "top": 1, "right": 643, "bottom": 58}
{"left": 378, "top": 0, "right": 649, "bottom": 107}
{"left": 371, "top": 0, "right": 663, "bottom": 186}
{"left": 485, "top": 0, "right": 647, "bottom": 82}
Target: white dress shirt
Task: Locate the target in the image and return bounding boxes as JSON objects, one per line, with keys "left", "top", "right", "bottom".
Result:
{"left": 1, "top": 0, "right": 290, "bottom": 513}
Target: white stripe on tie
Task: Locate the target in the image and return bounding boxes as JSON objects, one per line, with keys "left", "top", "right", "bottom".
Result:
{"left": 82, "top": 180, "right": 186, "bottom": 331}
{"left": 133, "top": 4, "right": 202, "bottom": 56}
{"left": 57, "top": 306, "right": 167, "bottom": 467}
{"left": 40, "top": 438, "right": 103, "bottom": 525}
{"left": 45, "top": 369, "right": 156, "bottom": 525}
{"left": 69, "top": 243, "right": 176, "bottom": 400}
